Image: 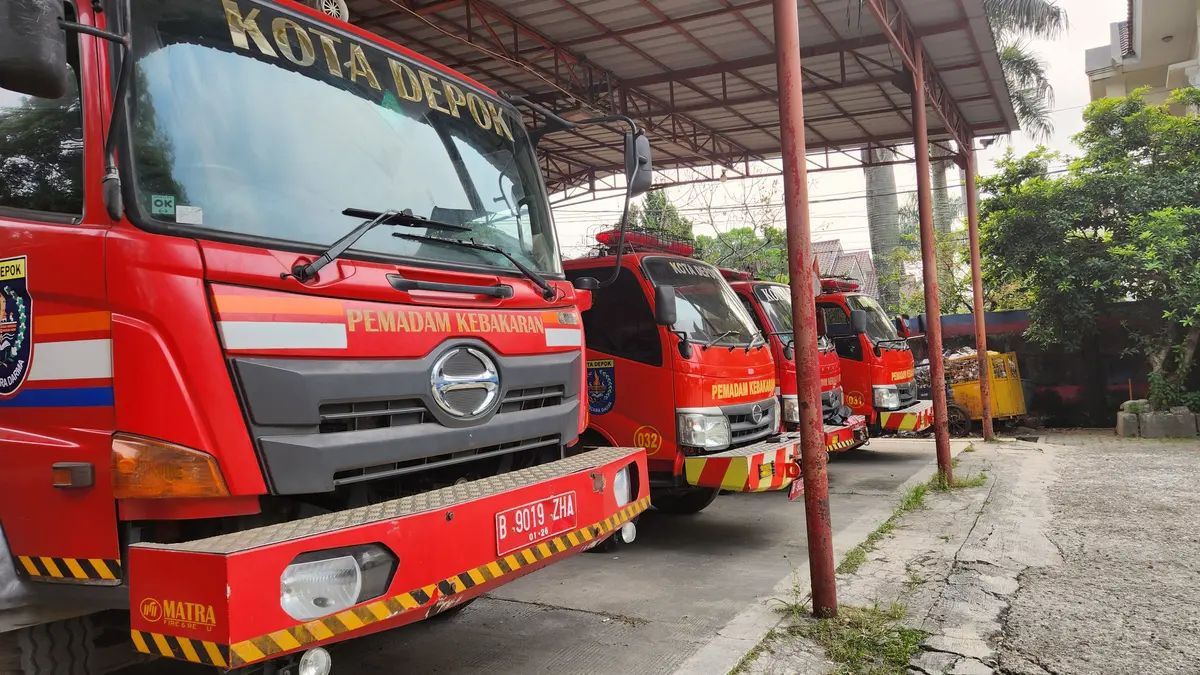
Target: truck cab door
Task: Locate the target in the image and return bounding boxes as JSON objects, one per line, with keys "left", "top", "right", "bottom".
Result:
{"left": 0, "top": 20, "right": 122, "bottom": 584}
{"left": 570, "top": 267, "right": 674, "bottom": 468}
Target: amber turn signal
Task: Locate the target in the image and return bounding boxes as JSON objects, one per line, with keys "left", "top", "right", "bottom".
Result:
{"left": 111, "top": 434, "right": 229, "bottom": 499}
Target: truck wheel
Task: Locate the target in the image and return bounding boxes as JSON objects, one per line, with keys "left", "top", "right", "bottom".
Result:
{"left": 947, "top": 405, "right": 972, "bottom": 437}
{"left": 4, "top": 616, "right": 95, "bottom": 675}
{"left": 652, "top": 487, "right": 719, "bottom": 515}
{"left": 305, "top": 0, "right": 349, "bottom": 20}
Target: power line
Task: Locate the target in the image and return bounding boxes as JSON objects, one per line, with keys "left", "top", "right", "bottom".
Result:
{"left": 553, "top": 167, "right": 1071, "bottom": 215}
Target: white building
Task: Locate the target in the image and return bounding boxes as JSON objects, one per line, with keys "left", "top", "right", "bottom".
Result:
{"left": 1085, "top": 0, "right": 1199, "bottom": 104}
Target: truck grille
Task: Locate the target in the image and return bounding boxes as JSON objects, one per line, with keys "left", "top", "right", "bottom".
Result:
{"left": 318, "top": 386, "right": 565, "bottom": 434}
{"left": 230, "top": 344, "right": 581, "bottom": 495}
{"left": 898, "top": 379, "right": 918, "bottom": 406}
{"left": 728, "top": 404, "right": 776, "bottom": 444}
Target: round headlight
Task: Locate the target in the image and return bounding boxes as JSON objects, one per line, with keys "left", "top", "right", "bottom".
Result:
{"left": 613, "top": 465, "right": 632, "bottom": 507}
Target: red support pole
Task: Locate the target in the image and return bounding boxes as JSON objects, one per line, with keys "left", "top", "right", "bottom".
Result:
{"left": 773, "top": 0, "right": 837, "bottom": 618}
{"left": 963, "top": 141, "right": 995, "bottom": 441}
{"left": 911, "top": 50, "right": 954, "bottom": 482}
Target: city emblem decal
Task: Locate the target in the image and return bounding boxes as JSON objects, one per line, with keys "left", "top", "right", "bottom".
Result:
{"left": 0, "top": 256, "right": 32, "bottom": 397}
{"left": 586, "top": 359, "right": 616, "bottom": 415}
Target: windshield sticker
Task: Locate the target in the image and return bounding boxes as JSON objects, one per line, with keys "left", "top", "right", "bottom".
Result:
{"left": 757, "top": 285, "right": 790, "bottom": 303}
{"left": 665, "top": 260, "right": 719, "bottom": 280}
{"left": 151, "top": 195, "right": 176, "bottom": 217}
{"left": 711, "top": 377, "right": 775, "bottom": 401}
{"left": 175, "top": 205, "right": 204, "bottom": 225}
{"left": 0, "top": 257, "right": 32, "bottom": 397}
{"left": 586, "top": 359, "right": 615, "bottom": 415}
{"left": 221, "top": 0, "right": 514, "bottom": 141}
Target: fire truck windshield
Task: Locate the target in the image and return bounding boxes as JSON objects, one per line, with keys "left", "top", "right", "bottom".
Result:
{"left": 643, "top": 258, "right": 760, "bottom": 347}
{"left": 754, "top": 283, "right": 833, "bottom": 351}
{"left": 125, "top": 0, "right": 561, "bottom": 275}
{"left": 846, "top": 295, "right": 901, "bottom": 343}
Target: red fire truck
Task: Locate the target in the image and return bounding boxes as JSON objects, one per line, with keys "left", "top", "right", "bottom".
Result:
{"left": 816, "top": 279, "right": 933, "bottom": 434}
{"left": 722, "top": 272, "right": 868, "bottom": 453}
{"left": 0, "top": 1, "right": 651, "bottom": 672}
{"left": 564, "top": 232, "right": 802, "bottom": 515}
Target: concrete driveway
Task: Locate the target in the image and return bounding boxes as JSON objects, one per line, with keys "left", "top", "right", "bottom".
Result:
{"left": 124, "top": 437, "right": 964, "bottom": 674}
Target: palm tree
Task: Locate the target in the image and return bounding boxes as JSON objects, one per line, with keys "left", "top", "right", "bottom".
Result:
{"left": 862, "top": 146, "right": 902, "bottom": 310}
{"left": 888, "top": 0, "right": 1065, "bottom": 277}
{"left": 986, "top": 0, "right": 1066, "bottom": 139}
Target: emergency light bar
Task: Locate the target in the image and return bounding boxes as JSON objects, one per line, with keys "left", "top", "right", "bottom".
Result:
{"left": 820, "top": 277, "right": 861, "bottom": 292}
{"left": 595, "top": 229, "right": 695, "bottom": 257}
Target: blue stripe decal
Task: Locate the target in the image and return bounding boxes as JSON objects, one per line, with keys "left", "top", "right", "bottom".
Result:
{"left": 0, "top": 387, "right": 114, "bottom": 408}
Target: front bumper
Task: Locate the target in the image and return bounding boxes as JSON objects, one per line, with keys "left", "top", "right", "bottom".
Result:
{"left": 877, "top": 399, "right": 934, "bottom": 433}
{"left": 127, "top": 447, "right": 648, "bottom": 669}
{"left": 825, "top": 415, "right": 868, "bottom": 452}
{"left": 683, "top": 433, "right": 801, "bottom": 493}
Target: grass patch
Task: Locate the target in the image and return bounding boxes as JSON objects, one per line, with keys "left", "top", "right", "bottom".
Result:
{"left": 836, "top": 484, "right": 928, "bottom": 575}
{"left": 770, "top": 569, "right": 811, "bottom": 620}
{"left": 962, "top": 443, "right": 976, "bottom": 453}
{"left": 930, "top": 471, "right": 988, "bottom": 491}
{"left": 728, "top": 628, "right": 778, "bottom": 674}
{"left": 787, "top": 603, "right": 926, "bottom": 675}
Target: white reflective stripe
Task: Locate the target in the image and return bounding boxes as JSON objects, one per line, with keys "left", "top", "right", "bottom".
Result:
{"left": 545, "top": 328, "right": 581, "bottom": 347}
{"left": 218, "top": 322, "right": 348, "bottom": 350}
{"left": 28, "top": 339, "right": 112, "bottom": 381}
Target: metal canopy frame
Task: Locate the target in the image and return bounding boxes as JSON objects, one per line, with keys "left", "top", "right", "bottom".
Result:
{"left": 347, "top": 0, "right": 1016, "bottom": 194}
{"left": 346, "top": 0, "right": 1011, "bottom": 618}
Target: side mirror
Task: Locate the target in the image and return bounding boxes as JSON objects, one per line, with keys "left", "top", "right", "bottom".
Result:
{"left": 0, "top": 1, "right": 70, "bottom": 99}
{"left": 850, "top": 309, "right": 869, "bottom": 335}
{"left": 624, "top": 132, "right": 653, "bottom": 197}
{"left": 783, "top": 339, "right": 795, "bottom": 361}
{"left": 654, "top": 285, "right": 677, "bottom": 326}
{"left": 572, "top": 276, "right": 599, "bottom": 291}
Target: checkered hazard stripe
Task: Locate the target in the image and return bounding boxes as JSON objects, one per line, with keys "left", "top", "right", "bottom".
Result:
{"left": 131, "top": 496, "right": 650, "bottom": 668}
{"left": 16, "top": 555, "right": 121, "bottom": 583}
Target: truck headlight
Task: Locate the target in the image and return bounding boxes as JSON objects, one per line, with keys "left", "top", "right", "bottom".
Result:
{"left": 873, "top": 385, "right": 902, "bottom": 410}
{"left": 677, "top": 413, "right": 731, "bottom": 451}
{"left": 781, "top": 396, "right": 800, "bottom": 423}
{"left": 613, "top": 464, "right": 632, "bottom": 507}
{"left": 280, "top": 544, "right": 397, "bottom": 621}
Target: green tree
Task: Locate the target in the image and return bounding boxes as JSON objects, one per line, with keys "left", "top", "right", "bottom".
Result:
{"left": 638, "top": 189, "right": 694, "bottom": 240}
{"left": 980, "top": 88, "right": 1200, "bottom": 409}
{"left": 694, "top": 225, "right": 788, "bottom": 281}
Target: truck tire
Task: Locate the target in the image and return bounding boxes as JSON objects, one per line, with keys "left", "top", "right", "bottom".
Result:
{"left": 652, "top": 487, "right": 718, "bottom": 515}
{"left": 6, "top": 616, "right": 95, "bottom": 675}
{"left": 947, "top": 404, "right": 972, "bottom": 437}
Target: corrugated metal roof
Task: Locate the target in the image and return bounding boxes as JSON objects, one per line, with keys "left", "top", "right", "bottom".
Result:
{"left": 347, "top": 0, "right": 1016, "bottom": 194}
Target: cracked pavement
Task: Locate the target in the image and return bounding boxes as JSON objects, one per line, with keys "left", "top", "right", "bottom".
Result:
{"left": 746, "top": 431, "right": 1200, "bottom": 675}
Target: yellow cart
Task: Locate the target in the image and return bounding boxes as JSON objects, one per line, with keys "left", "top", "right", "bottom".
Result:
{"left": 945, "top": 351, "right": 1027, "bottom": 432}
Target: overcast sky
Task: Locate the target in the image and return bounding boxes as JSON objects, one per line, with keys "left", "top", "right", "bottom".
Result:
{"left": 553, "top": 0, "right": 1127, "bottom": 258}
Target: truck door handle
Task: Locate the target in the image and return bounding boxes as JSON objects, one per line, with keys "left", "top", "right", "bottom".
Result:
{"left": 387, "top": 274, "right": 513, "bottom": 299}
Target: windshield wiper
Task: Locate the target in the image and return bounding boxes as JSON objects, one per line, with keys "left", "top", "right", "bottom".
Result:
{"left": 288, "top": 208, "right": 469, "bottom": 282}
{"left": 702, "top": 329, "right": 739, "bottom": 350}
{"left": 395, "top": 233, "right": 558, "bottom": 301}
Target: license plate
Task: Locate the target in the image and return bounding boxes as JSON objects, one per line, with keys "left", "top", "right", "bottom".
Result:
{"left": 496, "top": 491, "right": 578, "bottom": 556}
{"left": 788, "top": 475, "right": 804, "bottom": 502}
